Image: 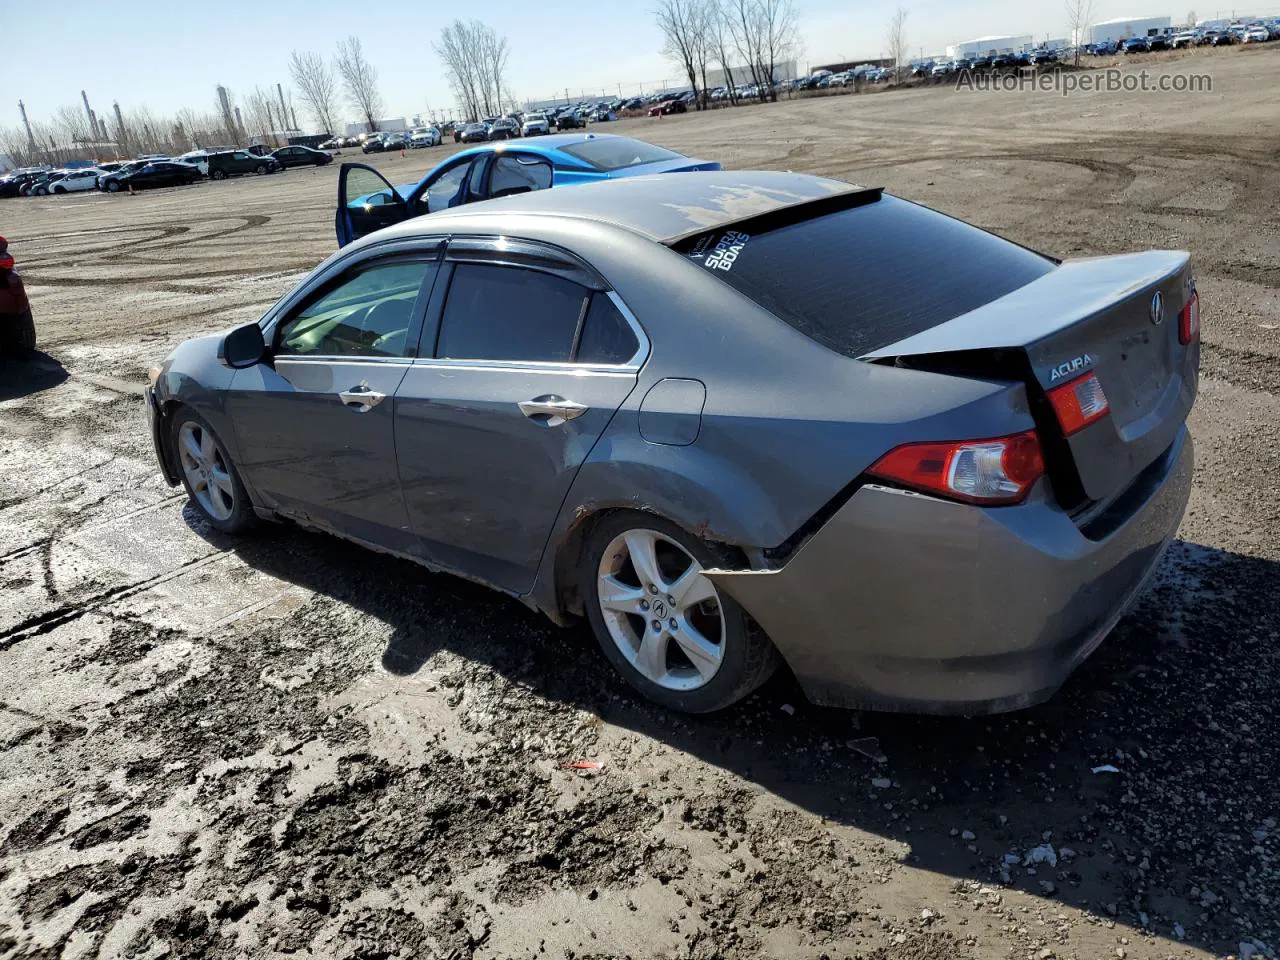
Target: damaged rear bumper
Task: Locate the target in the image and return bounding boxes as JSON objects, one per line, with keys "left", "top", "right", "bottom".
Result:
{"left": 706, "top": 427, "right": 1194, "bottom": 714}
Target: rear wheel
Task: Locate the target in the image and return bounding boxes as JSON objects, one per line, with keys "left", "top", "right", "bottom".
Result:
{"left": 2, "top": 310, "right": 36, "bottom": 356}
{"left": 211, "top": 169, "right": 227, "bottom": 180}
{"left": 582, "top": 513, "right": 779, "bottom": 713}
{"left": 170, "top": 410, "right": 257, "bottom": 534}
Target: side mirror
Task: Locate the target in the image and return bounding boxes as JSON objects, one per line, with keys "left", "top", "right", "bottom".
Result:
{"left": 219, "top": 322, "right": 267, "bottom": 368}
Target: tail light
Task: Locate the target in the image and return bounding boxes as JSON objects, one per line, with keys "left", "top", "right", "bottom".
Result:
{"left": 867, "top": 430, "right": 1044, "bottom": 505}
{"left": 0, "top": 236, "right": 11, "bottom": 271}
{"left": 1179, "top": 290, "right": 1200, "bottom": 345}
{"left": 1047, "top": 372, "right": 1109, "bottom": 436}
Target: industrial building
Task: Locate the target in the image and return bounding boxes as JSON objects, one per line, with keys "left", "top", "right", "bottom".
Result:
{"left": 343, "top": 117, "right": 407, "bottom": 137}
{"left": 945, "top": 35, "right": 1034, "bottom": 58}
{"left": 1080, "top": 15, "right": 1175, "bottom": 46}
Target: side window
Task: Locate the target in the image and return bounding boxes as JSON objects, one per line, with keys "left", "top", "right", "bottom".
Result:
{"left": 488, "top": 155, "right": 552, "bottom": 199}
{"left": 277, "top": 260, "right": 435, "bottom": 359}
{"left": 576, "top": 294, "right": 641, "bottom": 364}
{"left": 436, "top": 263, "right": 588, "bottom": 363}
{"left": 467, "top": 158, "right": 489, "bottom": 199}
{"left": 420, "top": 161, "right": 471, "bottom": 215}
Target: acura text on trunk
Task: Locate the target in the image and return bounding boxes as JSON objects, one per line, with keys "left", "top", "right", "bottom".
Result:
{"left": 145, "top": 172, "right": 1198, "bottom": 714}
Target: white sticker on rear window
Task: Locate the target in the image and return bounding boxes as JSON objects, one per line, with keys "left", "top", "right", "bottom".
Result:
{"left": 694, "top": 231, "right": 751, "bottom": 272}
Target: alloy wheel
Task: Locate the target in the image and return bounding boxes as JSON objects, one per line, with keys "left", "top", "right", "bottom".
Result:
{"left": 596, "top": 529, "right": 726, "bottom": 691}
{"left": 177, "top": 421, "right": 235, "bottom": 522}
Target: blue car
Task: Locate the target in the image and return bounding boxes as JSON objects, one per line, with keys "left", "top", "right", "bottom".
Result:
{"left": 335, "top": 133, "right": 719, "bottom": 246}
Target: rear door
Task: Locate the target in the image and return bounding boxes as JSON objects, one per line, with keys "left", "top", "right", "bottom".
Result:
{"left": 394, "top": 240, "right": 646, "bottom": 594}
{"left": 227, "top": 247, "right": 442, "bottom": 551}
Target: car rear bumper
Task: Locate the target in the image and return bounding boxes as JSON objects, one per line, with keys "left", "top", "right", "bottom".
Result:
{"left": 707, "top": 427, "right": 1194, "bottom": 714}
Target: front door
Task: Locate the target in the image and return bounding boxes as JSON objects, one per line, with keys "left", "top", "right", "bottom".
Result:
{"left": 394, "top": 255, "right": 644, "bottom": 594}
{"left": 227, "top": 253, "right": 441, "bottom": 553}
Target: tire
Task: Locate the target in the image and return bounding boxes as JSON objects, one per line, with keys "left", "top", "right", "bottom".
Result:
{"left": 582, "top": 512, "right": 779, "bottom": 713}
{"left": 255, "top": 164, "right": 267, "bottom": 175}
{"left": 169, "top": 409, "right": 257, "bottom": 535}
{"left": 2, "top": 309, "right": 36, "bottom": 356}
{"left": 53, "top": 186, "right": 66, "bottom": 195}
{"left": 211, "top": 169, "right": 227, "bottom": 180}
{"left": 106, "top": 181, "right": 121, "bottom": 192}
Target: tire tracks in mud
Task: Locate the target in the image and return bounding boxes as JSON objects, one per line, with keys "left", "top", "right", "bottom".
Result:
{"left": 0, "top": 548, "right": 231, "bottom": 651}
{"left": 0, "top": 493, "right": 187, "bottom": 569}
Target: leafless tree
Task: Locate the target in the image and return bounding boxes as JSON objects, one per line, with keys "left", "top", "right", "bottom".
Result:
{"left": 708, "top": 0, "right": 740, "bottom": 104}
{"left": 886, "top": 6, "right": 909, "bottom": 81}
{"left": 243, "top": 86, "right": 284, "bottom": 145}
{"left": 435, "top": 20, "right": 512, "bottom": 121}
{"left": 334, "top": 36, "right": 383, "bottom": 132}
{"left": 655, "top": 0, "right": 711, "bottom": 108}
{"left": 755, "top": 0, "right": 799, "bottom": 101}
{"left": 724, "top": 0, "right": 799, "bottom": 102}
{"left": 289, "top": 51, "right": 339, "bottom": 135}
{"left": 1065, "top": 0, "right": 1095, "bottom": 64}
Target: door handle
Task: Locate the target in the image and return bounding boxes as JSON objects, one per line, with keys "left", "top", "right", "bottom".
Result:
{"left": 518, "top": 395, "right": 589, "bottom": 425}
{"left": 339, "top": 384, "right": 386, "bottom": 412}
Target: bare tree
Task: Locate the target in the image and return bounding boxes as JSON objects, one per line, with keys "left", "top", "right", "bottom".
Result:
{"left": 334, "top": 36, "right": 383, "bottom": 132}
{"left": 708, "top": 0, "right": 740, "bottom": 104}
{"left": 723, "top": 0, "right": 799, "bottom": 102}
{"left": 1065, "top": 0, "right": 1095, "bottom": 65}
{"left": 243, "top": 86, "right": 282, "bottom": 145}
{"left": 886, "top": 6, "right": 909, "bottom": 81}
{"left": 655, "top": 0, "right": 709, "bottom": 108}
{"left": 289, "top": 50, "right": 339, "bottom": 134}
{"left": 755, "top": 0, "right": 800, "bottom": 101}
{"left": 435, "top": 20, "right": 512, "bottom": 121}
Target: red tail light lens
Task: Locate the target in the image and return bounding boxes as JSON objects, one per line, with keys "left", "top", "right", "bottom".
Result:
{"left": 1179, "top": 290, "right": 1199, "bottom": 345}
{"left": 1047, "top": 372, "right": 1109, "bottom": 436}
{"left": 867, "top": 430, "right": 1045, "bottom": 505}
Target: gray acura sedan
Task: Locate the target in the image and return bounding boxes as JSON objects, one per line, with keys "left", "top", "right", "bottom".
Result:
{"left": 145, "top": 171, "right": 1198, "bottom": 714}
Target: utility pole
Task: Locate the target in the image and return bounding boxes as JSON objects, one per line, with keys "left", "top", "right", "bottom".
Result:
{"left": 276, "top": 82, "right": 289, "bottom": 136}
{"left": 19, "top": 100, "right": 36, "bottom": 151}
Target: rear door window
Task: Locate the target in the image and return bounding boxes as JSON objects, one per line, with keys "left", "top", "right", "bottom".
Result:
{"left": 436, "top": 263, "right": 588, "bottom": 362}
{"left": 679, "top": 194, "right": 1055, "bottom": 358}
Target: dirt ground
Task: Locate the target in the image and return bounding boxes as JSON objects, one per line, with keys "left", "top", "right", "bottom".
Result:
{"left": 2, "top": 46, "right": 1278, "bottom": 960}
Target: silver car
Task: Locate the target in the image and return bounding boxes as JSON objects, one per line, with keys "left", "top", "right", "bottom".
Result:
{"left": 145, "top": 171, "right": 1198, "bottom": 715}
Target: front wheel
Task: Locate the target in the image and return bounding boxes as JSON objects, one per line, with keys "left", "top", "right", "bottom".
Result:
{"left": 53, "top": 186, "right": 66, "bottom": 195}
{"left": 583, "top": 513, "right": 778, "bottom": 713}
{"left": 106, "top": 181, "right": 121, "bottom": 192}
{"left": 170, "top": 410, "right": 257, "bottom": 534}
{"left": 211, "top": 169, "right": 227, "bottom": 180}
{"left": 255, "top": 164, "right": 268, "bottom": 175}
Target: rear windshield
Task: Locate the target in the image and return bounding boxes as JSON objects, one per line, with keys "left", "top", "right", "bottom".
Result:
{"left": 680, "top": 194, "right": 1055, "bottom": 358}
{"left": 558, "top": 138, "right": 681, "bottom": 171}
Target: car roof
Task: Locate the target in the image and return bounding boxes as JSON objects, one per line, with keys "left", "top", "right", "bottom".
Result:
{"left": 377, "top": 170, "right": 861, "bottom": 245}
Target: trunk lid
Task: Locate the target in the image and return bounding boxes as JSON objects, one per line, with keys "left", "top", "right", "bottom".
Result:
{"left": 864, "top": 251, "right": 1198, "bottom": 505}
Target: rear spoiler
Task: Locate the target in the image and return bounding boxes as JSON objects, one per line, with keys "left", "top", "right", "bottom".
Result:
{"left": 860, "top": 251, "right": 1192, "bottom": 361}
{"left": 664, "top": 186, "right": 884, "bottom": 254}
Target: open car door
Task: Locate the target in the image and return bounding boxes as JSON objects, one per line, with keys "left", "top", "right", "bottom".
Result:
{"left": 336, "top": 163, "right": 410, "bottom": 247}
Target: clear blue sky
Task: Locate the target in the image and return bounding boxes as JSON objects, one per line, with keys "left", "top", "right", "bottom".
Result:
{"left": 6, "top": 0, "right": 1192, "bottom": 130}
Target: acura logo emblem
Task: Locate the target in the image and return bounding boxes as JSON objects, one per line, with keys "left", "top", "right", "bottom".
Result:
{"left": 1150, "top": 291, "right": 1164, "bottom": 326}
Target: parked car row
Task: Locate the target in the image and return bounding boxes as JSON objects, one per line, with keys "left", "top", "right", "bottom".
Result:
{"left": 0, "top": 145, "right": 335, "bottom": 199}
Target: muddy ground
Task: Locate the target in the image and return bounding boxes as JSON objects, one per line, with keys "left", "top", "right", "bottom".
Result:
{"left": 1, "top": 46, "right": 1278, "bottom": 960}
